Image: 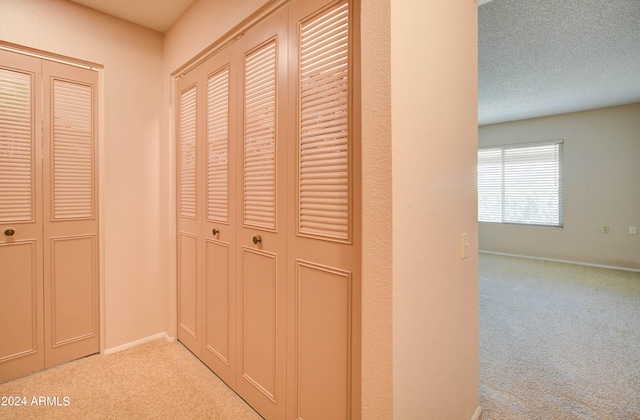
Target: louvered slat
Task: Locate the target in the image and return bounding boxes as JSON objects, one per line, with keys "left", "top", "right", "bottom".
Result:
{"left": 0, "top": 68, "right": 33, "bottom": 222}
{"left": 207, "top": 67, "right": 230, "bottom": 222}
{"left": 52, "top": 79, "right": 93, "bottom": 220}
{"left": 244, "top": 41, "right": 276, "bottom": 229}
{"left": 179, "top": 86, "right": 197, "bottom": 219}
{"left": 298, "top": 3, "right": 350, "bottom": 241}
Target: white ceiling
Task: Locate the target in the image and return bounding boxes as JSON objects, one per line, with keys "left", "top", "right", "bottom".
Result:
{"left": 479, "top": 0, "right": 640, "bottom": 125}
{"left": 68, "top": 0, "right": 195, "bottom": 33}
{"left": 67, "top": 0, "right": 640, "bottom": 126}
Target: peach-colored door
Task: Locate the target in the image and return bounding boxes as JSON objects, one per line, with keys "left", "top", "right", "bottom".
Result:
{"left": 177, "top": 45, "right": 240, "bottom": 387}
{"left": 41, "top": 59, "right": 100, "bottom": 368}
{"left": 286, "top": 1, "right": 361, "bottom": 418}
{"left": 0, "top": 49, "right": 99, "bottom": 383}
{"left": 200, "top": 45, "right": 238, "bottom": 387}
{"left": 233, "top": 7, "right": 289, "bottom": 419}
{"left": 177, "top": 67, "right": 203, "bottom": 357}
{"left": 0, "top": 50, "right": 45, "bottom": 383}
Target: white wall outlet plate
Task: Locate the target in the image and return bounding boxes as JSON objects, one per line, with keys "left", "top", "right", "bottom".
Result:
{"left": 630, "top": 226, "right": 637, "bottom": 235}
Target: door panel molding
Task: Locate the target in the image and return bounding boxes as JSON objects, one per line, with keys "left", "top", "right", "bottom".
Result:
{"left": 0, "top": 241, "right": 40, "bottom": 362}
{"left": 296, "top": 259, "right": 352, "bottom": 419}
{"left": 48, "top": 234, "right": 98, "bottom": 347}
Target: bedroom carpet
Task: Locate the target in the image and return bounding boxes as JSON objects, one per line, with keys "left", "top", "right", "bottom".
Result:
{"left": 479, "top": 253, "right": 640, "bottom": 419}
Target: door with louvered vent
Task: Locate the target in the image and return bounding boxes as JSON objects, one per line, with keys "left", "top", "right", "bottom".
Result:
{"left": 177, "top": 67, "right": 203, "bottom": 357}
{"left": 234, "top": 7, "right": 289, "bottom": 419}
{"left": 41, "top": 60, "right": 99, "bottom": 368}
{"left": 200, "top": 45, "right": 238, "bottom": 387}
{"left": 173, "top": 0, "right": 360, "bottom": 417}
{"left": 0, "top": 49, "right": 99, "bottom": 383}
{"left": 286, "top": 1, "right": 361, "bottom": 418}
{"left": 0, "top": 50, "right": 45, "bottom": 383}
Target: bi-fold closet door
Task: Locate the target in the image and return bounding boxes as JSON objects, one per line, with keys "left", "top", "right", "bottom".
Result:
{"left": 176, "top": 0, "right": 360, "bottom": 418}
{"left": 0, "top": 48, "right": 100, "bottom": 383}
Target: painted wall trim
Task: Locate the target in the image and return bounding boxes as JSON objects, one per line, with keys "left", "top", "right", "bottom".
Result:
{"left": 479, "top": 250, "right": 640, "bottom": 273}
{"left": 104, "top": 333, "right": 175, "bottom": 356}
{"left": 0, "top": 40, "right": 103, "bottom": 70}
{"left": 472, "top": 406, "right": 482, "bottom": 420}
{"left": 171, "top": 0, "right": 287, "bottom": 77}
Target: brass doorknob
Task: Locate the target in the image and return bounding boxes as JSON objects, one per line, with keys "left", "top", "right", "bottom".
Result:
{"left": 3, "top": 227, "right": 16, "bottom": 238}
{"left": 212, "top": 228, "right": 219, "bottom": 236}
{"left": 252, "top": 235, "right": 262, "bottom": 245}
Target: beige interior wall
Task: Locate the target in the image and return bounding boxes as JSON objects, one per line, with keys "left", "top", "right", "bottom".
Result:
{"left": 479, "top": 103, "right": 640, "bottom": 270}
{"left": 391, "top": 0, "right": 479, "bottom": 418}
{"left": 0, "top": 0, "right": 166, "bottom": 350}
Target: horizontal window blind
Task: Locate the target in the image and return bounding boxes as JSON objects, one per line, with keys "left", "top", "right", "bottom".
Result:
{"left": 478, "top": 140, "right": 563, "bottom": 227}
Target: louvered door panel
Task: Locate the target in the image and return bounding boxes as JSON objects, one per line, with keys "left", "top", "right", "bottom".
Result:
{"left": 179, "top": 86, "right": 198, "bottom": 220}
{"left": 243, "top": 40, "right": 277, "bottom": 230}
{"left": 0, "top": 67, "right": 34, "bottom": 222}
{"left": 235, "top": 7, "right": 289, "bottom": 419}
{"left": 0, "top": 50, "right": 44, "bottom": 383}
{"left": 176, "top": 68, "right": 203, "bottom": 358}
{"left": 287, "top": 1, "right": 361, "bottom": 419}
{"left": 298, "top": 2, "right": 350, "bottom": 242}
{"left": 51, "top": 79, "right": 94, "bottom": 220}
{"left": 42, "top": 60, "right": 99, "bottom": 368}
{"left": 201, "top": 48, "right": 237, "bottom": 387}
{"left": 207, "top": 68, "right": 230, "bottom": 222}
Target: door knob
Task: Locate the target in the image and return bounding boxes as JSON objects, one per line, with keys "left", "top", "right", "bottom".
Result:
{"left": 3, "top": 227, "right": 16, "bottom": 238}
{"left": 212, "top": 228, "right": 219, "bottom": 236}
{"left": 252, "top": 235, "right": 262, "bottom": 245}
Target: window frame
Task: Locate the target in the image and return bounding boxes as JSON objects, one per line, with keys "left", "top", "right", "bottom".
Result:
{"left": 478, "top": 139, "right": 564, "bottom": 228}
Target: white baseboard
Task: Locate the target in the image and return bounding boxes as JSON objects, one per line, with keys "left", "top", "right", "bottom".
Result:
{"left": 479, "top": 250, "right": 640, "bottom": 273}
{"left": 471, "top": 405, "right": 482, "bottom": 420}
{"left": 103, "top": 332, "right": 175, "bottom": 355}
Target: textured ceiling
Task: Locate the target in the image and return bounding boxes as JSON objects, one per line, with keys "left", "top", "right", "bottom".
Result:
{"left": 68, "top": 0, "right": 195, "bottom": 33}
{"left": 479, "top": 0, "right": 640, "bottom": 125}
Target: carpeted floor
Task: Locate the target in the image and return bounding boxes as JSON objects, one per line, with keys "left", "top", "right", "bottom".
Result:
{"left": 0, "top": 339, "right": 261, "bottom": 419}
{"left": 4, "top": 254, "right": 639, "bottom": 419}
{"left": 479, "top": 253, "right": 640, "bottom": 419}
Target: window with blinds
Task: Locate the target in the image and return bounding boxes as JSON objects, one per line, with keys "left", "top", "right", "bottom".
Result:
{"left": 478, "top": 140, "right": 563, "bottom": 227}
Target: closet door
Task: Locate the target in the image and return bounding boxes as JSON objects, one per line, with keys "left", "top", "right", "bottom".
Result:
{"left": 287, "top": 1, "right": 361, "bottom": 418}
{"left": 42, "top": 60, "right": 99, "bottom": 368}
{"left": 200, "top": 46, "right": 238, "bottom": 387}
{"left": 234, "top": 7, "right": 289, "bottom": 419}
{"left": 0, "top": 50, "right": 44, "bottom": 383}
{"left": 0, "top": 49, "right": 100, "bottom": 382}
{"left": 177, "top": 67, "right": 204, "bottom": 357}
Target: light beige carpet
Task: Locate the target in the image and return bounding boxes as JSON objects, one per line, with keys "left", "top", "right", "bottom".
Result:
{"left": 0, "top": 339, "right": 261, "bottom": 419}
{"left": 479, "top": 253, "right": 640, "bottom": 419}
